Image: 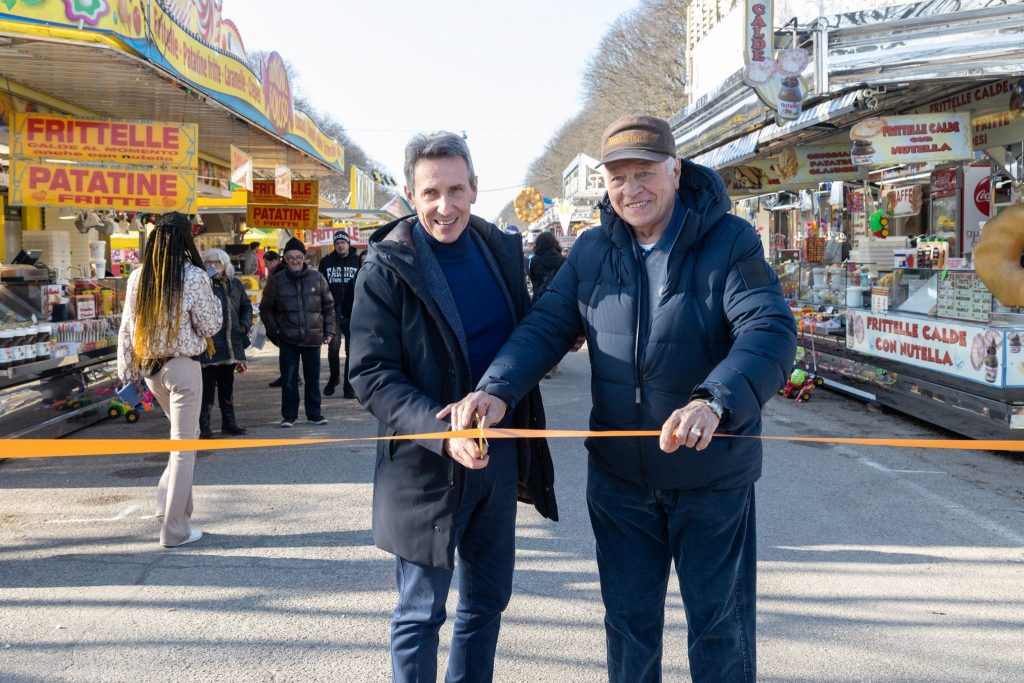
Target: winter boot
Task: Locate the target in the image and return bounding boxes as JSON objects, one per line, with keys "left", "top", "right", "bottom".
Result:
{"left": 220, "top": 400, "right": 247, "bottom": 436}
{"left": 199, "top": 406, "right": 215, "bottom": 439}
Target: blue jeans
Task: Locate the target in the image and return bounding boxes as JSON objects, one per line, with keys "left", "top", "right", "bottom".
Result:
{"left": 278, "top": 341, "right": 322, "bottom": 420}
{"left": 587, "top": 459, "right": 756, "bottom": 683}
{"left": 391, "top": 440, "right": 518, "bottom": 683}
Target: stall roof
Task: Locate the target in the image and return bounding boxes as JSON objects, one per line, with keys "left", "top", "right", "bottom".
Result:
{"left": 673, "top": 0, "right": 1024, "bottom": 163}
{"left": 0, "top": 37, "right": 332, "bottom": 178}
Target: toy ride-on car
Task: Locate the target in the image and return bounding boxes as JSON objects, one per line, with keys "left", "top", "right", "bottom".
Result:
{"left": 779, "top": 368, "right": 824, "bottom": 403}
{"left": 107, "top": 383, "right": 155, "bottom": 423}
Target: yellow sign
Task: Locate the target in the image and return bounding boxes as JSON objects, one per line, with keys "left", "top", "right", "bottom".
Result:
{"left": 10, "top": 159, "right": 197, "bottom": 212}
{"left": 246, "top": 204, "right": 318, "bottom": 231}
{"left": 12, "top": 113, "right": 198, "bottom": 168}
{"left": 248, "top": 180, "right": 319, "bottom": 205}
{"left": 849, "top": 114, "right": 973, "bottom": 167}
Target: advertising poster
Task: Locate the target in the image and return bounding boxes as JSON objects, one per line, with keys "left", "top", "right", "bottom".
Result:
{"left": 12, "top": 113, "right": 198, "bottom": 168}
{"left": 741, "top": 0, "right": 810, "bottom": 120}
{"left": 846, "top": 310, "right": 1004, "bottom": 386}
{"left": 10, "top": 159, "right": 197, "bottom": 213}
{"left": 1004, "top": 331, "right": 1024, "bottom": 387}
{"left": 884, "top": 185, "right": 923, "bottom": 217}
{"left": 849, "top": 114, "right": 973, "bottom": 167}
{"left": 921, "top": 77, "right": 1024, "bottom": 149}
{"left": 230, "top": 145, "right": 253, "bottom": 192}
{"left": 961, "top": 163, "right": 991, "bottom": 256}
{"left": 274, "top": 166, "right": 292, "bottom": 199}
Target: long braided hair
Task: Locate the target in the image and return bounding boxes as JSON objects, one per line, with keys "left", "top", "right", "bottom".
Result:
{"left": 131, "top": 212, "right": 203, "bottom": 368}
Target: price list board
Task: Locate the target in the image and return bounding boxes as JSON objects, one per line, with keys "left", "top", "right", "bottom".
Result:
{"left": 937, "top": 271, "right": 992, "bottom": 322}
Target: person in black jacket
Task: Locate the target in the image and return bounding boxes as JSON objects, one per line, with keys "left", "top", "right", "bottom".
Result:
{"left": 528, "top": 231, "right": 566, "bottom": 377}
{"left": 318, "top": 230, "right": 361, "bottom": 398}
{"left": 199, "top": 248, "right": 253, "bottom": 438}
{"left": 348, "top": 132, "right": 557, "bottom": 683}
{"left": 260, "top": 237, "right": 336, "bottom": 427}
{"left": 449, "top": 115, "right": 797, "bottom": 683}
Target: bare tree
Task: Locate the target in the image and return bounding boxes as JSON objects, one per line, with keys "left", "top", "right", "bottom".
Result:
{"left": 499, "top": 0, "right": 688, "bottom": 224}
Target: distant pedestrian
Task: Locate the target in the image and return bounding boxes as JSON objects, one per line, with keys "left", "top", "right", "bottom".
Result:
{"left": 199, "top": 248, "right": 253, "bottom": 438}
{"left": 529, "top": 231, "right": 566, "bottom": 377}
{"left": 117, "top": 212, "right": 222, "bottom": 548}
{"left": 318, "top": 230, "right": 361, "bottom": 398}
{"left": 243, "top": 242, "right": 260, "bottom": 275}
{"left": 260, "top": 237, "right": 336, "bottom": 427}
{"left": 263, "top": 250, "right": 282, "bottom": 280}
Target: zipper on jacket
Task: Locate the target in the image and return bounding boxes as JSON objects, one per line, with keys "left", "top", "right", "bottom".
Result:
{"left": 223, "top": 279, "right": 235, "bottom": 363}
{"left": 631, "top": 241, "right": 649, "bottom": 492}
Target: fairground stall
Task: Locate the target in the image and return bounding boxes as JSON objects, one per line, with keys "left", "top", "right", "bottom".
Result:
{"left": 673, "top": 0, "right": 1024, "bottom": 437}
{"left": 0, "top": 1, "right": 344, "bottom": 438}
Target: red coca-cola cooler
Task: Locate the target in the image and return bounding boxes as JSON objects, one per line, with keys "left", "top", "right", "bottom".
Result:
{"left": 929, "top": 163, "right": 991, "bottom": 258}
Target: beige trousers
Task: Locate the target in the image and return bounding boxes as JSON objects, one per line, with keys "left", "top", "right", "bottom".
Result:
{"left": 145, "top": 356, "right": 202, "bottom": 546}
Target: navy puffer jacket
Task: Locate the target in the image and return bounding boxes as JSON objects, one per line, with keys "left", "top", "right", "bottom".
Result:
{"left": 479, "top": 160, "right": 797, "bottom": 490}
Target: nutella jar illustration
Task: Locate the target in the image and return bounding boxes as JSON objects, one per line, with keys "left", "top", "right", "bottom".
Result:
{"left": 1010, "top": 77, "right": 1024, "bottom": 111}
{"left": 1010, "top": 333, "right": 1021, "bottom": 354}
{"left": 777, "top": 77, "right": 803, "bottom": 120}
{"left": 984, "top": 340, "right": 999, "bottom": 383}
{"left": 850, "top": 139, "right": 875, "bottom": 166}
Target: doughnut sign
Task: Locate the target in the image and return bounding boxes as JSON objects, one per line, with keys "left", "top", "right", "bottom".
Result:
{"left": 742, "top": 0, "right": 810, "bottom": 121}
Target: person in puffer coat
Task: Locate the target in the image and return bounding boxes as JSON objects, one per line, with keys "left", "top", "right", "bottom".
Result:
{"left": 449, "top": 115, "right": 797, "bottom": 683}
{"left": 260, "top": 237, "right": 335, "bottom": 427}
{"left": 198, "top": 248, "right": 253, "bottom": 438}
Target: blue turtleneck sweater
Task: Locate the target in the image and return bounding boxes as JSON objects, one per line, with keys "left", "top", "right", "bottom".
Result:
{"left": 418, "top": 223, "right": 515, "bottom": 387}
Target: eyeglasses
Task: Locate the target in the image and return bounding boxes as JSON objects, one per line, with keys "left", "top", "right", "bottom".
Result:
{"left": 203, "top": 260, "right": 220, "bottom": 267}
{"left": 284, "top": 255, "right": 305, "bottom": 263}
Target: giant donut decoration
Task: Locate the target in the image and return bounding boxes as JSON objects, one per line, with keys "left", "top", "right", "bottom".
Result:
{"left": 514, "top": 187, "right": 545, "bottom": 223}
{"left": 974, "top": 202, "right": 1024, "bottom": 307}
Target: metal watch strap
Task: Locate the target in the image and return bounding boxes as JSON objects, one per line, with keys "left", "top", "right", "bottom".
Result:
{"left": 696, "top": 397, "right": 724, "bottom": 419}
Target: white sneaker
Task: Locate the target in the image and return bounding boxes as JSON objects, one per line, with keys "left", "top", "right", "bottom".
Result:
{"left": 163, "top": 527, "right": 202, "bottom": 548}
{"left": 280, "top": 419, "right": 295, "bottom": 428}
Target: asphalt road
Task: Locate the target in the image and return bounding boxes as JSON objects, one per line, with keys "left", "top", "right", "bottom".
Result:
{"left": 1, "top": 346, "right": 1022, "bottom": 682}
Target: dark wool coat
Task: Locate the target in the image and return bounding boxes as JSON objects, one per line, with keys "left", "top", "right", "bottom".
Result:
{"left": 479, "top": 160, "right": 798, "bottom": 491}
{"left": 349, "top": 215, "right": 557, "bottom": 570}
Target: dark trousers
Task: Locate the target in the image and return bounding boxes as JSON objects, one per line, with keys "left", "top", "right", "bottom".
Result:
{"left": 586, "top": 459, "right": 756, "bottom": 683}
{"left": 391, "top": 440, "right": 518, "bottom": 683}
{"left": 327, "top": 313, "right": 352, "bottom": 394}
{"left": 200, "top": 364, "right": 235, "bottom": 421}
{"left": 279, "top": 341, "right": 322, "bottom": 421}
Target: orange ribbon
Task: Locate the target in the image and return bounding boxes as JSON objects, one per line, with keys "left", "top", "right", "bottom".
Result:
{"left": 1, "top": 429, "right": 1022, "bottom": 460}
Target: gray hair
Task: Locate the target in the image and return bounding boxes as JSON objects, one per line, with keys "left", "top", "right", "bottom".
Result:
{"left": 403, "top": 131, "right": 476, "bottom": 192}
{"left": 203, "top": 247, "right": 234, "bottom": 278}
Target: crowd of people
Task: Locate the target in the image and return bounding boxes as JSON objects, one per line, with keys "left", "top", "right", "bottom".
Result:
{"left": 116, "top": 113, "right": 795, "bottom": 682}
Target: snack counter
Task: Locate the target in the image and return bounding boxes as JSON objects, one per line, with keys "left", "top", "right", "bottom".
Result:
{"left": 0, "top": 276, "right": 124, "bottom": 439}
{"left": 789, "top": 264, "right": 1024, "bottom": 439}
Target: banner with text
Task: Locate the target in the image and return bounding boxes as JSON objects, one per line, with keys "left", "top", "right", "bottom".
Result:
{"left": 724, "top": 145, "right": 861, "bottom": 194}
{"left": 846, "top": 310, "right": 1005, "bottom": 386}
{"left": 12, "top": 113, "right": 198, "bottom": 168}
{"left": 919, "top": 78, "right": 1024, "bottom": 149}
{"left": 10, "top": 159, "right": 197, "bottom": 212}
{"left": 246, "top": 204, "right": 318, "bottom": 231}
{"left": 849, "top": 114, "right": 973, "bottom": 167}
{"left": 248, "top": 180, "right": 318, "bottom": 206}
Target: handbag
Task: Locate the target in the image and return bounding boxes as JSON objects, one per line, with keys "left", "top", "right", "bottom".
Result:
{"left": 248, "top": 320, "right": 267, "bottom": 350}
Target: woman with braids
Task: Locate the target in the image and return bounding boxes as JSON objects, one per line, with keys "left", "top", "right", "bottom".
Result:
{"left": 199, "top": 248, "right": 253, "bottom": 439}
{"left": 117, "top": 212, "right": 222, "bottom": 548}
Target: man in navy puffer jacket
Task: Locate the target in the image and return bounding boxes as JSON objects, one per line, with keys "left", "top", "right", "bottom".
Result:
{"left": 449, "top": 115, "right": 797, "bottom": 682}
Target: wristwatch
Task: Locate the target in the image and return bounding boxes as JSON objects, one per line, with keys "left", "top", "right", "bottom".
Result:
{"left": 695, "top": 396, "right": 725, "bottom": 420}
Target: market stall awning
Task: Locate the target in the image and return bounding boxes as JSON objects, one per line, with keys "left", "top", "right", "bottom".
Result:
{"left": 0, "top": 4, "right": 344, "bottom": 179}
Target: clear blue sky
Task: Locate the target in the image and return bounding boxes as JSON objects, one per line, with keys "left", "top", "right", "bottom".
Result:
{"left": 225, "top": 0, "right": 642, "bottom": 220}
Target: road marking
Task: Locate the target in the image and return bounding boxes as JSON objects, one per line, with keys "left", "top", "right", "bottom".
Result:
{"left": 856, "top": 459, "right": 947, "bottom": 474}
{"left": 45, "top": 505, "right": 140, "bottom": 524}
{"left": 845, "top": 448, "right": 1024, "bottom": 546}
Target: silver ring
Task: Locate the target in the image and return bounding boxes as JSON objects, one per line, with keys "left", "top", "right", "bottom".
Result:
{"left": 689, "top": 426, "right": 704, "bottom": 438}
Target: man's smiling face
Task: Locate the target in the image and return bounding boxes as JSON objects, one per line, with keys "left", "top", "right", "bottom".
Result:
{"left": 603, "top": 157, "right": 681, "bottom": 241}
{"left": 405, "top": 156, "right": 478, "bottom": 244}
